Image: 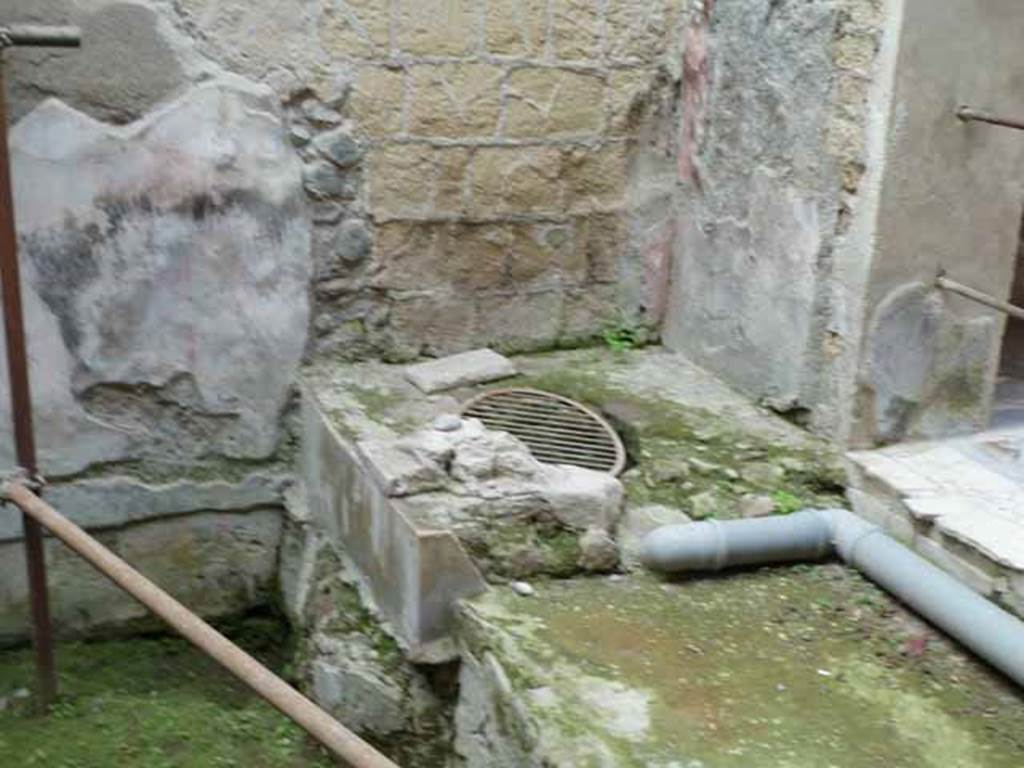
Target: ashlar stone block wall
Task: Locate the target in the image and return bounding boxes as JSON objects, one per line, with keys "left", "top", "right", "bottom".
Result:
{"left": 283, "top": 0, "right": 687, "bottom": 359}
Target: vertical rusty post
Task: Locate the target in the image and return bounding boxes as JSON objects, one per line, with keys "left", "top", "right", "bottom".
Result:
{"left": 0, "top": 54, "right": 58, "bottom": 709}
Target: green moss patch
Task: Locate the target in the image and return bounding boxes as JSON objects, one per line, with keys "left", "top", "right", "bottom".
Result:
{"left": 505, "top": 364, "right": 846, "bottom": 520}
{"left": 0, "top": 616, "right": 332, "bottom": 768}
{"left": 466, "top": 568, "right": 1024, "bottom": 767}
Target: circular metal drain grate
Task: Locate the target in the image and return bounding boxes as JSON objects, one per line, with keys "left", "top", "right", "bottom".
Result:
{"left": 461, "top": 388, "right": 626, "bottom": 475}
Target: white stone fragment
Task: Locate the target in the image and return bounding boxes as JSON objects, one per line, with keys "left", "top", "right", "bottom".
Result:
{"left": 540, "top": 464, "right": 624, "bottom": 532}
{"left": 510, "top": 581, "right": 535, "bottom": 597}
{"left": 404, "top": 349, "right": 517, "bottom": 393}
{"left": 433, "top": 414, "right": 463, "bottom": 432}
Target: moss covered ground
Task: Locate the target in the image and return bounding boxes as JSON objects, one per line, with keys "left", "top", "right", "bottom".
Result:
{"left": 0, "top": 616, "right": 333, "bottom": 768}
{"left": 467, "top": 567, "right": 1024, "bottom": 767}
{"left": 508, "top": 354, "right": 847, "bottom": 519}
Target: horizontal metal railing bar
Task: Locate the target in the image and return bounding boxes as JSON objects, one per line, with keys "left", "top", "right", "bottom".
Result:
{"left": 1, "top": 482, "right": 399, "bottom": 768}
{"left": 1, "top": 25, "right": 82, "bottom": 48}
{"left": 957, "top": 106, "right": 1024, "bottom": 132}
{"left": 936, "top": 275, "right": 1024, "bottom": 322}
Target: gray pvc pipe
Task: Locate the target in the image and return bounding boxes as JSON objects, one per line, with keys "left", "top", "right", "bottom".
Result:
{"left": 641, "top": 509, "right": 1024, "bottom": 688}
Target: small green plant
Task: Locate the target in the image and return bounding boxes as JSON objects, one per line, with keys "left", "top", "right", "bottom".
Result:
{"left": 771, "top": 489, "right": 803, "bottom": 516}
{"left": 602, "top": 314, "right": 645, "bottom": 352}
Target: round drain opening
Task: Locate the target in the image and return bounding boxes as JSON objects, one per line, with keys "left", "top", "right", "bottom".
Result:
{"left": 461, "top": 388, "right": 626, "bottom": 476}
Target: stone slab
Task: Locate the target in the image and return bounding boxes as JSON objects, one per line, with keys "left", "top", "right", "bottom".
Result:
{"left": 0, "top": 508, "right": 282, "bottom": 644}
{"left": 404, "top": 349, "right": 517, "bottom": 394}
{"left": 454, "top": 572, "right": 1024, "bottom": 767}
{"left": 847, "top": 424, "right": 1024, "bottom": 611}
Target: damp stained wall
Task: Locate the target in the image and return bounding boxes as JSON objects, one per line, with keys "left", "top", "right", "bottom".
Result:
{"left": 661, "top": 0, "right": 1024, "bottom": 448}
{"left": 845, "top": 0, "right": 1024, "bottom": 446}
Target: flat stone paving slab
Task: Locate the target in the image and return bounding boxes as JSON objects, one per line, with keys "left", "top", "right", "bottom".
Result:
{"left": 850, "top": 425, "right": 1024, "bottom": 572}
{"left": 404, "top": 348, "right": 517, "bottom": 393}
{"left": 458, "top": 569, "right": 1024, "bottom": 768}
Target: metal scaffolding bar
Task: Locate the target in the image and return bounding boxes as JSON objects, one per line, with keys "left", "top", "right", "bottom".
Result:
{"left": 957, "top": 106, "right": 1024, "bottom": 133}
{"left": 0, "top": 54, "right": 58, "bottom": 711}
{"left": 3, "top": 482, "right": 401, "bottom": 768}
{"left": 936, "top": 275, "right": 1024, "bottom": 322}
{"left": 0, "top": 21, "right": 82, "bottom": 711}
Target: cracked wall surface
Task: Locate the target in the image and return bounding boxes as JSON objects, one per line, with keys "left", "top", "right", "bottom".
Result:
{"left": 663, "top": 0, "right": 887, "bottom": 431}
{"left": 2, "top": 1, "right": 311, "bottom": 632}
{"left": 662, "top": 0, "right": 1024, "bottom": 447}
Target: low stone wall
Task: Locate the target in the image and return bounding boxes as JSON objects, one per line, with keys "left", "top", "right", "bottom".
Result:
{"left": 0, "top": 508, "right": 281, "bottom": 645}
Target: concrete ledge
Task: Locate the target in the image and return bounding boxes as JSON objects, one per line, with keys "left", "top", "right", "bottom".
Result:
{"left": 0, "top": 472, "right": 289, "bottom": 543}
{"left": 300, "top": 387, "right": 487, "bottom": 662}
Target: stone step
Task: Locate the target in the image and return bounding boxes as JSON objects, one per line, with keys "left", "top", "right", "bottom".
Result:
{"left": 846, "top": 427, "right": 1024, "bottom": 617}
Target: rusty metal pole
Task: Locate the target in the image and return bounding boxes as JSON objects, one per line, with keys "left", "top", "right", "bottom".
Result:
{"left": 957, "top": 106, "right": 1024, "bottom": 133}
{"left": 4, "top": 482, "right": 401, "bottom": 768}
{"left": 0, "top": 24, "right": 81, "bottom": 710}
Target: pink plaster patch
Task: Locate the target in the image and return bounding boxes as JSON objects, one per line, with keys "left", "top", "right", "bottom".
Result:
{"left": 678, "top": 2, "right": 714, "bottom": 187}
{"left": 642, "top": 219, "right": 677, "bottom": 325}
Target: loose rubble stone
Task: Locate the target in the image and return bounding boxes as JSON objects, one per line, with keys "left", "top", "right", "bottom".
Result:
{"left": 742, "top": 462, "right": 787, "bottom": 486}
{"left": 335, "top": 219, "right": 373, "bottom": 265}
{"left": 541, "top": 464, "right": 624, "bottom": 532}
{"left": 647, "top": 459, "right": 690, "bottom": 484}
{"left": 347, "top": 414, "right": 624, "bottom": 582}
{"left": 688, "top": 458, "right": 721, "bottom": 475}
{"left": 304, "top": 102, "right": 343, "bottom": 125}
{"left": 738, "top": 494, "right": 778, "bottom": 519}
{"left": 404, "top": 349, "right": 518, "bottom": 393}
{"left": 689, "top": 490, "right": 722, "bottom": 520}
{"left": 619, "top": 503, "right": 692, "bottom": 568}
{"left": 511, "top": 581, "right": 536, "bottom": 597}
{"left": 358, "top": 440, "right": 448, "bottom": 497}
{"left": 313, "top": 127, "right": 366, "bottom": 167}
{"left": 303, "top": 160, "right": 357, "bottom": 199}
{"left": 578, "top": 527, "right": 620, "bottom": 572}
{"left": 289, "top": 124, "right": 313, "bottom": 145}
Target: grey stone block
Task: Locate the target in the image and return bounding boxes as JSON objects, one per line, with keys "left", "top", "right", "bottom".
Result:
{"left": 404, "top": 349, "right": 517, "bottom": 394}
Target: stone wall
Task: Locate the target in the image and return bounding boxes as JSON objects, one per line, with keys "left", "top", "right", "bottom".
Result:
{"left": 273, "top": 0, "right": 686, "bottom": 359}
{"left": 0, "top": 0, "right": 683, "bottom": 634}
{"left": 663, "top": 0, "right": 887, "bottom": 431}
{"left": 10, "top": 0, "right": 685, "bottom": 358}
{"left": 161, "top": 0, "right": 683, "bottom": 360}
{"left": 661, "top": 0, "right": 1024, "bottom": 447}
{"left": 2, "top": 2, "right": 312, "bottom": 634}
